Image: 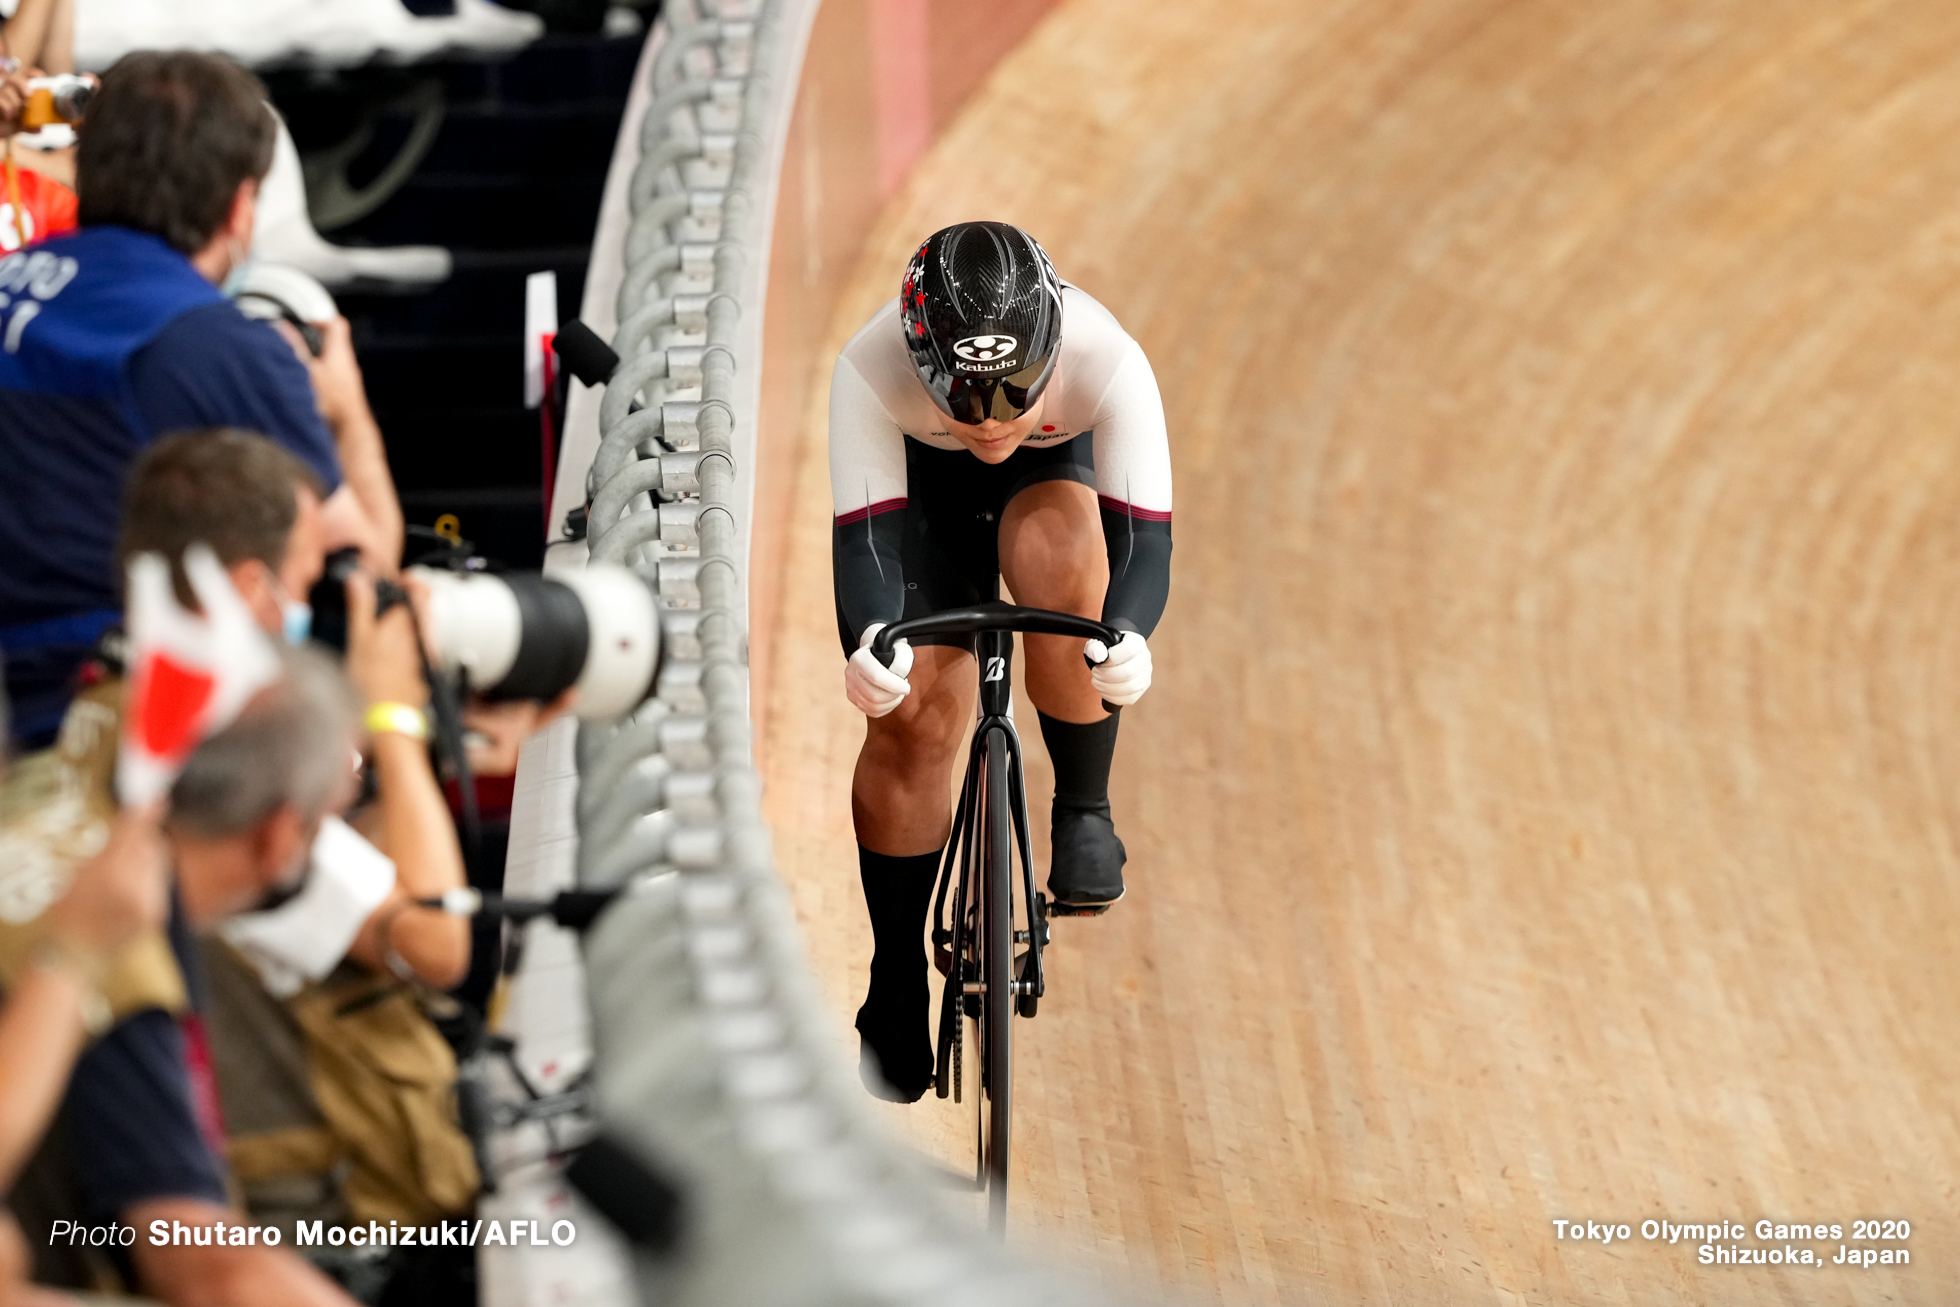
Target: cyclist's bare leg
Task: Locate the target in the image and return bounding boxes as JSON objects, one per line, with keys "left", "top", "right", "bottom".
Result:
{"left": 1000, "top": 478, "right": 1128, "bottom": 907}
{"left": 999, "top": 479, "right": 1111, "bottom": 724}
{"left": 852, "top": 644, "right": 978, "bottom": 855}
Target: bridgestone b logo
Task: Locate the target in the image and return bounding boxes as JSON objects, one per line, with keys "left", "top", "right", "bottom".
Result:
{"left": 953, "top": 334, "right": 1017, "bottom": 367}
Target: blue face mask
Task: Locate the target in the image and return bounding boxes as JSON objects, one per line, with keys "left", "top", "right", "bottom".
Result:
{"left": 221, "top": 237, "right": 257, "bottom": 299}
{"left": 281, "top": 598, "right": 313, "bottom": 647}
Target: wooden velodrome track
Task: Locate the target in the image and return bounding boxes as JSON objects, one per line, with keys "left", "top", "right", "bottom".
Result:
{"left": 755, "top": 0, "right": 1960, "bottom": 1301}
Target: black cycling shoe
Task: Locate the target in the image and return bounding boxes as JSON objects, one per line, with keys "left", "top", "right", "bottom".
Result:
{"left": 855, "top": 996, "right": 934, "bottom": 1103}
{"left": 1047, "top": 807, "right": 1127, "bottom": 911}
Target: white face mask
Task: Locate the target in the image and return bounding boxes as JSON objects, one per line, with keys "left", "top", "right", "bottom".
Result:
{"left": 248, "top": 844, "right": 314, "bottom": 916}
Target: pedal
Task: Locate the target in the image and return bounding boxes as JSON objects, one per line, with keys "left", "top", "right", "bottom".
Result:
{"left": 1045, "top": 898, "right": 1115, "bottom": 918}
{"left": 1013, "top": 951, "right": 1041, "bottom": 1017}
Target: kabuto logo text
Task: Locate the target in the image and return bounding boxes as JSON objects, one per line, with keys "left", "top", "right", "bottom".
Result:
{"left": 953, "top": 334, "right": 1017, "bottom": 364}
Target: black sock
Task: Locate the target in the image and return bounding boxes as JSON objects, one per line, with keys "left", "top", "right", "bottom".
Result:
{"left": 1038, "top": 709, "right": 1120, "bottom": 818}
{"left": 854, "top": 845, "right": 942, "bottom": 1098}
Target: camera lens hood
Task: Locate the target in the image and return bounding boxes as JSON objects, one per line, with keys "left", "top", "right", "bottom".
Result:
{"left": 412, "top": 563, "right": 658, "bottom": 719}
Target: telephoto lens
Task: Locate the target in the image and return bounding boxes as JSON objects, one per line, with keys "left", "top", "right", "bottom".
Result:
{"left": 411, "top": 563, "right": 659, "bottom": 720}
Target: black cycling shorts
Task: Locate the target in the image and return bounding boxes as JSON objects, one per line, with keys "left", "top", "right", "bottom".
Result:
{"left": 881, "top": 434, "right": 1096, "bottom": 652}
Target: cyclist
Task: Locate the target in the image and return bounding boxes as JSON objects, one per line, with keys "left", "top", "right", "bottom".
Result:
{"left": 830, "top": 221, "right": 1172, "bottom": 1100}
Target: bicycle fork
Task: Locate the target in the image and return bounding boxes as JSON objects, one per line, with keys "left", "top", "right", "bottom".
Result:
{"left": 975, "top": 630, "right": 1049, "bottom": 1015}
{"left": 931, "top": 632, "right": 1050, "bottom": 1101}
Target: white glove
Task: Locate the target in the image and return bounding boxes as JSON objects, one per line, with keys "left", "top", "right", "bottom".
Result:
{"left": 845, "top": 623, "right": 914, "bottom": 718}
{"left": 1084, "top": 630, "right": 1151, "bottom": 706}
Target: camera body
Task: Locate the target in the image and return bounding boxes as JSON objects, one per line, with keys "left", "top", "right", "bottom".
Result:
{"left": 21, "top": 74, "right": 95, "bottom": 130}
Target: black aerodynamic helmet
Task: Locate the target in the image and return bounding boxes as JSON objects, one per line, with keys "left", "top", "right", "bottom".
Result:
{"left": 900, "top": 221, "right": 1064, "bottom": 425}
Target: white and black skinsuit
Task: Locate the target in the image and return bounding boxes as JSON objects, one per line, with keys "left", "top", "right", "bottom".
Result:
{"left": 827, "top": 284, "right": 1175, "bottom": 652}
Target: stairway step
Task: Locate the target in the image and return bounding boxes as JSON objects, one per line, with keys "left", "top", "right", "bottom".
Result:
{"left": 496, "top": 34, "right": 643, "bottom": 104}
{"left": 384, "top": 409, "right": 542, "bottom": 489}
{"left": 340, "top": 247, "right": 589, "bottom": 341}
{"left": 399, "top": 486, "right": 550, "bottom": 569}
{"left": 266, "top": 24, "right": 645, "bottom": 562}
{"left": 422, "top": 105, "right": 624, "bottom": 176}
{"left": 360, "top": 340, "right": 522, "bottom": 410}
{"left": 339, "top": 174, "right": 607, "bottom": 249}
{"left": 336, "top": 101, "right": 622, "bottom": 192}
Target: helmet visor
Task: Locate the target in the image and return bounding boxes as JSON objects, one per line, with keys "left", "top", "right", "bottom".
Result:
{"left": 934, "top": 353, "right": 1056, "bottom": 426}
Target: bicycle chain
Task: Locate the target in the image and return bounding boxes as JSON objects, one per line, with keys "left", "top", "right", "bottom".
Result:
{"left": 951, "top": 1010, "right": 962, "bottom": 1104}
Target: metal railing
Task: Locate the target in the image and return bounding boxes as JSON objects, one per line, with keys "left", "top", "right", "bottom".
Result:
{"left": 564, "top": 1, "right": 1124, "bottom": 1301}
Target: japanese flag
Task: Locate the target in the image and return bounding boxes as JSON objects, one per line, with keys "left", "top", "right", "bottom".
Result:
{"left": 118, "top": 545, "right": 281, "bottom": 806}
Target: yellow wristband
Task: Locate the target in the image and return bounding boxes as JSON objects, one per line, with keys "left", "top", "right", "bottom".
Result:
{"left": 365, "top": 701, "right": 429, "bottom": 742}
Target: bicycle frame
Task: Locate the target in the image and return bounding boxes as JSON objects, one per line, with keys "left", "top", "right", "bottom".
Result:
{"left": 931, "top": 627, "right": 1046, "bottom": 1010}
{"left": 872, "top": 603, "right": 1121, "bottom": 1234}
{"left": 927, "top": 629, "right": 1043, "bottom": 1233}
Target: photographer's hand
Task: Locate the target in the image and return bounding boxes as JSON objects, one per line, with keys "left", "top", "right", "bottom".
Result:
{"left": 343, "top": 571, "right": 428, "bottom": 710}
{"left": 43, "top": 800, "right": 170, "bottom": 959}
{"left": 292, "top": 316, "right": 404, "bottom": 574}
{"left": 343, "top": 571, "right": 470, "bottom": 989}
{"left": 0, "top": 72, "right": 26, "bottom": 138}
{"left": 461, "top": 689, "right": 577, "bottom": 777}
{"left": 302, "top": 317, "right": 370, "bottom": 431}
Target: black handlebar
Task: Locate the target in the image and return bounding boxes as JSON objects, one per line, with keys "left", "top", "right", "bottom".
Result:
{"left": 870, "top": 603, "right": 1123, "bottom": 666}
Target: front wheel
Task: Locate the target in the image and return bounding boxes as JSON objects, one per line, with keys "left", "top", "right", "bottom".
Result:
{"left": 983, "top": 725, "right": 1013, "bottom": 1234}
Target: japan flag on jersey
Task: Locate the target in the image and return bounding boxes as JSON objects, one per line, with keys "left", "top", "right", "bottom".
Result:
{"left": 118, "top": 545, "right": 280, "bottom": 806}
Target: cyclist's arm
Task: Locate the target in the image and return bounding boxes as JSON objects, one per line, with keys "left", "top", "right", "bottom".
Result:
{"left": 1090, "top": 342, "right": 1173, "bottom": 636}
{"left": 829, "top": 355, "right": 910, "bottom": 654}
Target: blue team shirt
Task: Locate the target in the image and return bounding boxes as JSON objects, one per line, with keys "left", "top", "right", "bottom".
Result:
{"left": 0, "top": 227, "right": 342, "bottom": 744}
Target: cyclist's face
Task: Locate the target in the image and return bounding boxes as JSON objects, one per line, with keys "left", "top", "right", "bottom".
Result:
{"left": 945, "top": 389, "right": 1048, "bottom": 465}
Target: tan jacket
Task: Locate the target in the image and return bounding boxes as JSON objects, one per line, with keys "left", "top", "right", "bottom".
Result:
{"left": 0, "top": 678, "right": 184, "bottom": 1020}
{"left": 204, "top": 940, "right": 480, "bottom": 1233}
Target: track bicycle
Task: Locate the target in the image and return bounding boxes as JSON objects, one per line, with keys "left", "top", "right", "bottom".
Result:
{"left": 869, "top": 602, "right": 1124, "bottom": 1235}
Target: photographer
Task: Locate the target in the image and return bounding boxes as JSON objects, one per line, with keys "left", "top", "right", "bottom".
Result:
{"left": 118, "top": 429, "right": 473, "bottom": 993}
{"left": 0, "top": 0, "right": 81, "bottom": 251}
{"left": 3, "top": 0, "right": 76, "bottom": 82}
{"left": 0, "top": 48, "right": 401, "bottom": 751}
{"left": 116, "top": 429, "right": 544, "bottom": 1274}
{"left": 0, "top": 799, "right": 167, "bottom": 1307}
{"left": 0, "top": 428, "right": 454, "bottom": 1300}
{"left": 3, "top": 646, "right": 364, "bottom": 1307}
{"left": 119, "top": 648, "right": 368, "bottom": 1307}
